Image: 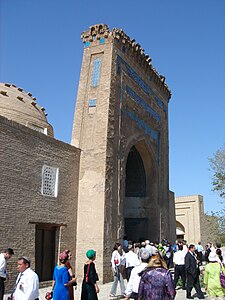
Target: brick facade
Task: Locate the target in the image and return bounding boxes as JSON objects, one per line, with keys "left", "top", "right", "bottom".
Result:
{"left": 0, "top": 115, "right": 80, "bottom": 291}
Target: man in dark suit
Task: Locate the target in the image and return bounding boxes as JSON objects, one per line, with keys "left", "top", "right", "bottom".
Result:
{"left": 185, "top": 244, "right": 205, "bottom": 299}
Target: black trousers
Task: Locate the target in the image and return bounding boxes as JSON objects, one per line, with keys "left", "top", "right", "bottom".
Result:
{"left": 126, "top": 266, "right": 134, "bottom": 281}
{"left": 173, "top": 265, "right": 186, "bottom": 288}
{"left": 0, "top": 277, "right": 5, "bottom": 300}
{"left": 130, "top": 292, "right": 138, "bottom": 299}
{"left": 197, "top": 252, "right": 203, "bottom": 265}
{"left": 186, "top": 273, "right": 204, "bottom": 297}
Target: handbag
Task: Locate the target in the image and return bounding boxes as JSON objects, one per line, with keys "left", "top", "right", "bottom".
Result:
{"left": 220, "top": 264, "right": 225, "bottom": 288}
{"left": 71, "top": 275, "right": 77, "bottom": 287}
{"left": 45, "top": 291, "right": 53, "bottom": 300}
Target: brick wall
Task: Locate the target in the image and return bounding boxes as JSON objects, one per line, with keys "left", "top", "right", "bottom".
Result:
{"left": 0, "top": 115, "right": 80, "bottom": 292}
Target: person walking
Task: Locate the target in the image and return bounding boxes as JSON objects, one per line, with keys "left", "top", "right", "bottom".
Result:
{"left": 138, "top": 253, "right": 176, "bottom": 300}
{"left": 81, "top": 249, "right": 99, "bottom": 300}
{"left": 196, "top": 242, "right": 204, "bottom": 266}
{"left": 64, "top": 249, "right": 76, "bottom": 300}
{"left": 124, "top": 249, "right": 150, "bottom": 300}
{"left": 110, "top": 243, "right": 125, "bottom": 298}
{"left": 0, "top": 247, "right": 14, "bottom": 300}
{"left": 124, "top": 244, "right": 140, "bottom": 281}
{"left": 173, "top": 244, "right": 186, "bottom": 290}
{"left": 185, "top": 244, "right": 205, "bottom": 299}
{"left": 204, "top": 251, "right": 225, "bottom": 300}
{"left": 13, "top": 256, "right": 39, "bottom": 300}
{"left": 52, "top": 252, "right": 70, "bottom": 300}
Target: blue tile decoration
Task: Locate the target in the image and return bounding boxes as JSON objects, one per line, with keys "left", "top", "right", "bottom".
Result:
{"left": 91, "top": 58, "right": 101, "bottom": 87}
{"left": 126, "top": 85, "right": 160, "bottom": 122}
{"left": 93, "top": 35, "right": 97, "bottom": 41}
{"left": 122, "top": 45, "right": 126, "bottom": 53}
{"left": 125, "top": 107, "right": 160, "bottom": 165}
{"left": 117, "top": 55, "right": 167, "bottom": 112}
{"left": 99, "top": 38, "right": 105, "bottom": 44}
{"left": 88, "top": 99, "right": 96, "bottom": 107}
{"left": 85, "top": 41, "right": 90, "bottom": 47}
{"left": 125, "top": 107, "right": 159, "bottom": 143}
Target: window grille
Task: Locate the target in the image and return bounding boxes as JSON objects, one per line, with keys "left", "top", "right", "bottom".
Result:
{"left": 41, "top": 165, "right": 59, "bottom": 197}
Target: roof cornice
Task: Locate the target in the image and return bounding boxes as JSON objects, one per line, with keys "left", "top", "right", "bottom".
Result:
{"left": 81, "top": 24, "right": 171, "bottom": 100}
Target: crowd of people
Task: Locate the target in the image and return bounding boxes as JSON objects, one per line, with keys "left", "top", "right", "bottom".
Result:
{"left": 1, "top": 239, "right": 225, "bottom": 300}
{"left": 113, "top": 237, "right": 225, "bottom": 300}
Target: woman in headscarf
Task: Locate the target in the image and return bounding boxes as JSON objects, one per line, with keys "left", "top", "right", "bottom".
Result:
{"left": 204, "top": 251, "right": 225, "bottom": 300}
{"left": 52, "top": 252, "right": 70, "bottom": 300}
{"left": 81, "top": 249, "right": 99, "bottom": 300}
{"left": 138, "top": 253, "right": 176, "bottom": 300}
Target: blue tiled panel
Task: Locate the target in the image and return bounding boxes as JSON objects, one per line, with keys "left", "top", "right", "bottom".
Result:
{"left": 125, "top": 107, "right": 159, "bottom": 142}
{"left": 117, "top": 55, "right": 167, "bottom": 112}
{"left": 88, "top": 99, "right": 96, "bottom": 107}
{"left": 91, "top": 58, "right": 101, "bottom": 87}
{"left": 99, "top": 38, "right": 105, "bottom": 44}
{"left": 85, "top": 41, "right": 90, "bottom": 47}
{"left": 126, "top": 85, "right": 160, "bottom": 122}
{"left": 122, "top": 45, "right": 126, "bottom": 53}
{"left": 125, "top": 107, "right": 160, "bottom": 164}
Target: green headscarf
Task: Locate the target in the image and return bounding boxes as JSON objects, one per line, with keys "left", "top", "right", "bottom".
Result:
{"left": 86, "top": 249, "right": 96, "bottom": 259}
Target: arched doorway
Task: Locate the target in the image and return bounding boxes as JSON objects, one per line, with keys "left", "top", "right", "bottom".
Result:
{"left": 176, "top": 221, "right": 185, "bottom": 240}
{"left": 125, "top": 146, "right": 146, "bottom": 197}
{"left": 124, "top": 142, "right": 158, "bottom": 242}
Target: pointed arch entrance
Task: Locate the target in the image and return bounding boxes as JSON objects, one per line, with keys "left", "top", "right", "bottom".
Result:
{"left": 176, "top": 221, "right": 185, "bottom": 240}
{"left": 124, "top": 141, "right": 158, "bottom": 242}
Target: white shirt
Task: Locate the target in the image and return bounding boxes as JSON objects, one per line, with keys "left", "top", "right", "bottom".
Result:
{"left": 182, "top": 245, "right": 188, "bottom": 255}
{"left": 196, "top": 244, "right": 203, "bottom": 252}
{"left": 111, "top": 250, "right": 124, "bottom": 268}
{"left": 173, "top": 250, "right": 185, "bottom": 265}
{"left": 0, "top": 253, "right": 7, "bottom": 278}
{"left": 125, "top": 251, "right": 140, "bottom": 268}
{"left": 14, "top": 268, "right": 39, "bottom": 300}
{"left": 125, "top": 262, "right": 148, "bottom": 295}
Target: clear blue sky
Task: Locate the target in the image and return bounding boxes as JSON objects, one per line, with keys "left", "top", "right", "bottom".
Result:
{"left": 1, "top": 0, "right": 225, "bottom": 213}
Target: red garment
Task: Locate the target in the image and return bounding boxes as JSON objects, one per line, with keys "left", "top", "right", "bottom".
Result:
{"left": 65, "top": 261, "right": 74, "bottom": 300}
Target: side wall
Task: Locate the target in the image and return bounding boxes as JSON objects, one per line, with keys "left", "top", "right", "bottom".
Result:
{"left": 175, "top": 195, "right": 204, "bottom": 244}
{"left": 0, "top": 116, "right": 80, "bottom": 291}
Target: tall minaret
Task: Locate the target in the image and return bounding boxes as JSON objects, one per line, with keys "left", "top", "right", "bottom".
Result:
{"left": 72, "top": 24, "right": 173, "bottom": 282}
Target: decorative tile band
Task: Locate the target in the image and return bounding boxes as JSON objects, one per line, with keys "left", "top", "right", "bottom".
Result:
{"left": 126, "top": 85, "right": 160, "bottom": 122}
{"left": 117, "top": 55, "right": 167, "bottom": 112}
{"left": 125, "top": 107, "right": 160, "bottom": 165}
{"left": 125, "top": 107, "right": 159, "bottom": 143}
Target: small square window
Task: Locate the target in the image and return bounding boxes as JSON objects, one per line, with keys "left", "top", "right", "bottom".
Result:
{"left": 41, "top": 165, "right": 59, "bottom": 198}
{"left": 88, "top": 99, "right": 96, "bottom": 107}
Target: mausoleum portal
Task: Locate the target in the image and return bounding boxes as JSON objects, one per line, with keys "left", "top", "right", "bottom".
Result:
{"left": 71, "top": 24, "right": 174, "bottom": 281}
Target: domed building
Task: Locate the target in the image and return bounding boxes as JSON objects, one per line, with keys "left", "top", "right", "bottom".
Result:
{"left": 0, "top": 82, "right": 53, "bottom": 136}
{"left": 0, "top": 82, "right": 80, "bottom": 288}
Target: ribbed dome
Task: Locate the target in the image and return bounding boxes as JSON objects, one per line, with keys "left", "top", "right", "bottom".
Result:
{"left": 0, "top": 83, "right": 54, "bottom": 137}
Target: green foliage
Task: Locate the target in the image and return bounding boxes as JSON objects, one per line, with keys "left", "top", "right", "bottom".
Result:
{"left": 209, "top": 144, "right": 225, "bottom": 198}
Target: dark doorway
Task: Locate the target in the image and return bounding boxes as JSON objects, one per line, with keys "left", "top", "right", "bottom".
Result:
{"left": 125, "top": 218, "right": 148, "bottom": 242}
{"left": 125, "top": 146, "right": 146, "bottom": 197}
{"left": 35, "top": 224, "right": 56, "bottom": 281}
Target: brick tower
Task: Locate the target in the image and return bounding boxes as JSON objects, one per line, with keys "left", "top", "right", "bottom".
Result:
{"left": 71, "top": 24, "right": 175, "bottom": 282}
